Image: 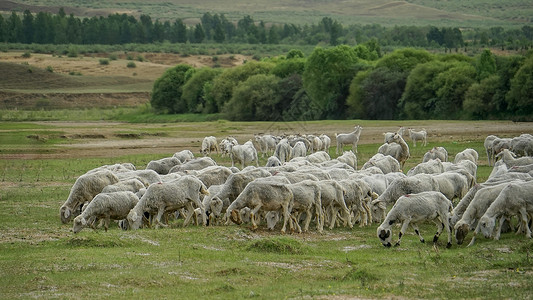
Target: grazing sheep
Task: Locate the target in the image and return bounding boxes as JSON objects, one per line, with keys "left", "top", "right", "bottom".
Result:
{"left": 306, "top": 135, "right": 322, "bottom": 153}
{"left": 431, "top": 171, "right": 469, "bottom": 201}
{"left": 254, "top": 134, "right": 277, "bottom": 157}
{"left": 194, "top": 165, "right": 233, "bottom": 188}
{"left": 358, "top": 172, "right": 406, "bottom": 196}
{"left": 126, "top": 176, "right": 209, "bottom": 230}
{"left": 492, "top": 137, "right": 512, "bottom": 157}
{"left": 225, "top": 180, "right": 294, "bottom": 233}
{"left": 335, "top": 125, "right": 363, "bottom": 154}
{"left": 60, "top": 170, "right": 119, "bottom": 224}
{"left": 377, "top": 191, "right": 452, "bottom": 248}
{"left": 201, "top": 136, "right": 219, "bottom": 156}
{"left": 273, "top": 171, "right": 319, "bottom": 184}
{"left": 291, "top": 141, "right": 308, "bottom": 158}
{"left": 422, "top": 147, "right": 448, "bottom": 163}
{"left": 407, "top": 158, "right": 444, "bottom": 176}
{"left": 407, "top": 128, "right": 427, "bottom": 147}
{"left": 478, "top": 181, "right": 533, "bottom": 241}
{"left": 169, "top": 157, "right": 217, "bottom": 173}
{"left": 101, "top": 178, "right": 146, "bottom": 193}
{"left": 319, "top": 134, "right": 331, "bottom": 152}
{"left": 306, "top": 151, "right": 331, "bottom": 164}
{"left": 511, "top": 134, "right": 533, "bottom": 156}
{"left": 317, "top": 180, "right": 352, "bottom": 229}
{"left": 371, "top": 173, "right": 440, "bottom": 223}
{"left": 274, "top": 139, "right": 292, "bottom": 163}
{"left": 115, "top": 170, "right": 161, "bottom": 185}
{"left": 337, "top": 150, "right": 357, "bottom": 170}
{"left": 228, "top": 141, "right": 259, "bottom": 169}
{"left": 146, "top": 157, "right": 181, "bottom": 175}
{"left": 286, "top": 180, "right": 324, "bottom": 233}
{"left": 265, "top": 156, "right": 283, "bottom": 168}
{"left": 495, "top": 149, "right": 533, "bottom": 168}
{"left": 362, "top": 154, "right": 401, "bottom": 174}
{"left": 339, "top": 179, "right": 373, "bottom": 227}
{"left": 378, "top": 133, "right": 410, "bottom": 169}
{"left": 73, "top": 191, "right": 139, "bottom": 233}
{"left": 85, "top": 163, "right": 136, "bottom": 174}
{"left": 484, "top": 135, "right": 499, "bottom": 166}
{"left": 173, "top": 150, "right": 195, "bottom": 163}
{"left": 201, "top": 184, "right": 223, "bottom": 225}
{"left": 454, "top": 148, "right": 479, "bottom": 164}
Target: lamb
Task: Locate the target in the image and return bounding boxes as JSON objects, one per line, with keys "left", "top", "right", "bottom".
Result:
{"left": 478, "top": 181, "right": 533, "bottom": 241}
{"left": 379, "top": 133, "right": 410, "bottom": 168}
{"left": 454, "top": 181, "right": 522, "bottom": 246}
{"left": 371, "top": 173, "right": 440, "bottom": 223}
{"left": 274, "top": 139, "right": 292, "bottom": 163}
{"left": 254, "top": 134, "right": 277, "bottom": 157}
{"left": 227, "top": 141, "right": 259, "bottom": 169}
{"left": 357, "top": 172, "right": 406, "bottom": 196}
{"left": 285, "top": 180, "right": 324, "bottom": 233}
{"left": 383, "top": 126, "right": 405, "bottom": 144}
{"left": 126, "top": 176, "right": 209, "bottom": 230}
{"left": 146, "top": 157, "right": 181, "bottom": 174}
{"left": 495, "top": 149, "right": 533, "bottom": 168}
{"left": 72, "top": 191, "right": 139, "bottom": 233}
{"left": 291, "top": 141, "right": 308, "bottom": 158}
{"left": 362, "top": 154, "right": 401, "bottom": 174}
{"left": 60, "top": 170, "right": 119, "bottom": 224}
{"left": 173, "top": 149, "right": 195, "bottom": 163}
{"left": 201, "top": 136, "right": 219, "bottom": 156}
{"left": 406, "top": 158, "right": 444, "bottom": 176}
{"left": 407, "top": 128, "right": 427, "bottom": 147}
{"left": 169, "top": 157, "right": 217, "bottom": 173}
{"left": 201, "top": 184, "right": 224, "bottom": 225}
{"left": 454, "top": 148, "right": 479, "bottom": 164}
{"left": 225, "top": 180, "right": 293, "bottom": 233}
{"left": 101, "top": 178, "right": 146, "bottom": 193}
{"left": 337, "top": 150, "right": 357, "bottom": 170}
{"left": 335, "top": 125, "right": 363, "bottom": 154}
{"left": 273, "top": 171, "right": 319, "bottom": 184}
{"left": 377, "top": 191, "right": 452, "bottom": 248}
{"left": 484, "top": 135, "right": 499, "bottom": 166}
{"left": 319, "top": 134, "right": 331, "bottom": 152}
{"left": 265, "top": 156, "right": 282, "bottom": 167}
{"left": 422, "top": 147, "right": 448, "bottom": 163}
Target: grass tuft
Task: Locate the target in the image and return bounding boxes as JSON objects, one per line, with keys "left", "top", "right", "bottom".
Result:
{"left": 247, "top": 236, "right": 306, "bottom": 254}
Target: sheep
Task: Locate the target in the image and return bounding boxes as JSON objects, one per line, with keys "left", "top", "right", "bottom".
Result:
{"left": 371, "top": 173, "right": 440, "bottom": 223}
{"left": 169, "top": 157, "right": 217, "bottom": 173}
{"left": 454, "top": 181, "right": 523, "bottom": 246}
{"left": 291, "top": 141, "right": 307, "bottom": 158}
{"left": 509, "top": 164, "right": 533, "bottom": 174}
{"left": 383, "top": 126, "right": 405, "bottom": 144}
{"left": 407, "top": 158, "right": 444, "bottom": 176}
{"left": 357, "top": 172, "right": 406, "bottom": 196}
{"left": 492, "top": 137, "right": 512, "bottom": 157}
{"left": 338, "top": 179, "right": 373, "bottom": 227}
{"left": 254, "top": 134, "right": 277, "bottom": 157}
{"left": 228, "top": 141, "right": 259, "bottom": 169}
{"left": 337, "top": 150, "right": 357, "bottom": 170}
{"left": 101, "top": 178, "right": 146, "bottom": 193}
{"left": 377, "top": 191, "right": 452, "bottom": 248}
{"left": 317, "top": 180, "right": 352, "bottom": 229}
{"left": 362, "top": 154, "right": 401, "bottom": 174}
{"left": 60, "top": 170, "right": 119, "bottom": 224}
{"left": 193, "top": 165, "right": 233, "bottom": 188}
{"left": 431, "top": 171, "right": 469, "bottom": 202}
{"left": 484, "top": 135, "right": 499, "bottom": 166}
{"left": 335, "top": 125, "right": 363, "bottom": 154}
{"left": 273, "top": 171, "right": 319, "bottom": 184}
{"left": 495, "top": 149, "right": 533, "bottom": 168}
{"left": 225, "top": 180, "right": 293, "bottom": 233}
{"left": 173, "top": 150, "right": 195, "bottom": 163}
{"left": 443, "top": 160, "right": 477, "bottom": 187}
{"left": 454, "top": 148, "right": 479, "bottom": 164}
{"left": 265, "top": 156, "right": 282, "bottom": 168}
{"left": 220, "top": 136, "right": 239, "bottom": 157}
{"left": 379, "top": 133, "right": 410, "bottom": 169}
{"left": 510, "top": 135, "right": 533, "bottom": 157}
{"left": 306, "top": 151, "right": 331, "bottom": 164}
{"left": 422, "top": 146, "right": 448, "bottom": 163}
{"left": 319, "top": 134, "right": 331, "bottom": 152}
{"left": 274, "top": 139, "right": 292, "bottom": 163}
{"left": 407, "top": 128, "right": 427, "bottom": 147}
{"left": 126, "top": 176, "right": 209, "bottom": 230}
{"left": 306, "top": 134, "right": 323, "bottom": 153}
{"left": 146, "top": 157, "right": 181, "bottom": 175}
{"left": 286, "top": 180, "right": 324, "bottom": 233}
{"left": 73, "top": 191, "right": 139, "bottom": 233}
{"left": 201, "top": 136, "right": 219, "bottom": 156}
{"left": 85, "top": 163, "right": 136, "bottom": 174}
{"left": 478, "top": 181, "right": 533, "bottom": 241}
{"left": 115, "top": 169, "right": 161, "bottom": 185}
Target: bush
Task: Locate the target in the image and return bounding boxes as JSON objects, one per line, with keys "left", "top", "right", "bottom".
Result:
{"left": 99, "top": 59, "right": 110, "bottom": 65}
{"left": 127, "top": 62, "right": 136, "bottom": 68}
{"left": 136, "top": 55, "right": 145, "bottom": 62}
{"left": 109, "top": 54, "right": 118, "bottom": 60}
{"left": 21, "top": 52, "right": 31, "bottom": 58}
{"left": 45, "top": 66, "right": 54, "bottom": 73}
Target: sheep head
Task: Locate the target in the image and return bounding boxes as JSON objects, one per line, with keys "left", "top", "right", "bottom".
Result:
{"left": 455, "top": 223, "right": 470, "bottom": 245}
{"left": 478, "top": 216, "right": 496, "bottom": 239}
{"left": 60, "top": 206, "right": 72, "bottom": 224}
{"left": 377, "top": 226, "right": 392, "bottom": 247}
{"left": 72, "top": 215, "right": 87, "bottom": 234}
{"left": 127, "top": 211, "right": 143, "bottom": 230}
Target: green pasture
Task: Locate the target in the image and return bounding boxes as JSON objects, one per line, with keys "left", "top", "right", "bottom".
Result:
{"left": 1, "top": 119, "right": 532, "bottom": 299}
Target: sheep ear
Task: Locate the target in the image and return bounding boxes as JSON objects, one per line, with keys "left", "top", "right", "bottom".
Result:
{"left": 64, "top": 208, "right": 71, "bottom": 219}
{"left": 378, "top": 202, "right": 387, "bottom": 210}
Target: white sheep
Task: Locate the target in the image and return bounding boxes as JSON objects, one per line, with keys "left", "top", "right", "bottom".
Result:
{"left": 454, "top": 148, "right": 479, "bottom": 164}
{"left": 146, "top": 157, "right": 181, "bottom": 174}
{"left": 85, "top": 163, "right": 136, "bottom": 174}
{"left": 378, "top": 133, "right": 410, "bottom": 168}
{"left": 306, "top": 135, "right": 322, "bottom": 153}
{"left": 274, "top": 139, "right": 292, "bottom": 163}
{"left": 335, "top": 125, "right": 363, "bottom": 154}
{"left": 406, "top": 158, "right": 444, "bottom": 176}
{"left": 254, "top": 134, "right": 277, "bottom": 157}
{"left": 478, "top": 181, "right": 533, "bottom": 241}
{"left": 431, "top": 171, "right": 469, "bottom": 202}
{"left": 495, "top": 149, "right": 533, "bottom": 168}
{"left": 194, "top": 165, "right": 233, "bottom": 188}
{"left": 337, "top": 150, "right": 357, "bottom": 170}
{"left": 229, "top": 141, "right": 259, "bottom": 169}
{"left": 286, "top": 180, "right": 324, "bottom": 233}
{"left": 201, "top": 136, "right": 219, "bottom": 156}
{"left": 115, "top": 169, "right": 161, "bottom": 185}
{"left": 220, "top": 136, "right": 239, "bottom": 157}
{"left": 173, "top": 149, "right": 195, "bottom": 163}
{"left": 407, "top": 128, "right": 427, "bottom": 147}
{"left": 60, "top": 170, "right": 119, "bottom": 224}
{"left": 291, "top": 141, "right": 307, "bottom": 158}
{"left": 169, "top": 157, "right": 217, "bottom": 173}
{"left": 377, "top": 191, "right": 452, "bottom": 248}
{"left": 265, "top": 156, "right": 282, "bottom": 168}
{"left": 510, "top": 135, "right": 533, "bottom": 156}
{"left": 126, "top": 176, "right": 209, "bottom": 230}
{"left": 101, "top": 178, "right": 146, "bottom": 193}
{"left": 383, "top": 126, "right": 405, "bottom": 144}
{"left": 362, "top": 153, "right": 401, "bottom": 174}
{"left": 225, "top": 180, "right": 293, "bottom": 233}
{"left": 317, "top": 180, "right": 352, "bottom": 229}
{"left": 319, "top": 134, "right": 331, "bottom": 152}
{"left": 492, "top": 137, "right": 512, "bottom": 157}
{"left": 73, "top": 191, "right": 139, "bottom": 233}
{"left": 306, "top": 151, "right": 331, "bottom": 164}
{"left": 422, "top": 146, "right": 448, "bottom": 163}
{"left": 484, "top": 135, "right": 499, "bottom": 166}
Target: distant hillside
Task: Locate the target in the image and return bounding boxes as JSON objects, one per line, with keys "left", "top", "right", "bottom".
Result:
{"left": 3, "top": 0, "right": 531, "bottom": 28}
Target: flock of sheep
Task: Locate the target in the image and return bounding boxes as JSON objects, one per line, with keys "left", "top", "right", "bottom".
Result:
{"left": 59, "top": 125, "right": 533, "bottom": 248}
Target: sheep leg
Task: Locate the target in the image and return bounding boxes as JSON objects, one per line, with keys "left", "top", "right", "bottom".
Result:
{"left": 432, "top": 220, "right": 444, "bottom": 244}
{"left": 182, "top": 203, "right": 195, "bottom": 227}
{"left": 103, "top": 217, "right": 110, "bottom": 232}
{"left": 467, "top": 225, "right": 480, "bottom": 247}
{"left": 395, "top": 220, "right": 411, "bottom": 247}
{"left": 493, "top": 215, "right": 507, "bottom": 240}
{"left": 303, "top": 209, "right": 312, "bottom": 233}
{"left": 155, "top": 208, "right": 169, "bottom": 228}
{"left": 250, "top": 205, "right": 262, "bottom": 231}
{"left": 411, "top": 224, "right": 425, "bottom": 243}
{"left": 291, "top": 213, "right": 302, "bottom": 234}
{"left": 519, "top": 208, "right": 532, "bottom": 238}
{"left": 328, "top": 205, "right": 337, "bottom": 229}
{"left": 281, "top": 203, "right": 290, "bottom": 234}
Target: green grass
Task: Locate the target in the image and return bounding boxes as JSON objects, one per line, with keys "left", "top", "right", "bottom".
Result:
{"left": 1, "top": 120, "right": 532, "bottom": 298}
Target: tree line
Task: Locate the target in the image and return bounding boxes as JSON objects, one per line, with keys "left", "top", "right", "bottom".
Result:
{"left": 151, "top": 45, "right": 533, "bottom": 121}
{"left": 0, "top": 9, "right": 532, "bottom": 50}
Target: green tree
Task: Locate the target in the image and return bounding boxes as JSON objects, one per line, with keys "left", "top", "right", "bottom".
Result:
{"left": 271, "top": 57, "right": 306, "bottom": 78}
{"left": 213, "top": 21, "right": 225, "bottom": 43}
{"left": 223, "top": 74, "right": 280, "bottom": 121}
{"left": 463, "top": 75, "right": 500, "bottom": 119}
{"left": 303, "top": 45, "right": 360, "bottom": 119}
{"left": 181, "top": 68, "right": 223, "bottom": 113}
{"left": 0, "top": 14, "right": 6, "bottom": 42}
{"left": 477, "top": 49, "right": 497, "bottom": 80}
{"left": 7, "top": 12, "right": 23, "bottom": 43}
{"left": 193, "top": 23, "right": 205, "bottom": 43}
{"left": 506, "top": 56, "right": 533, "bottom": 118}
{"left": 433, "top": 62, "right": 476, "bottom": 119}
{"left": 376, "top": 48, "right": 433, "bottom": 73}
{"left": 22, "top": 10, "right": 34, "bottom": 43}
{"left": 171, "top": 19, "right": 187, "bottom": 43}
{"left": 151, "top": 64, "right": 193, "bottom": 113}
